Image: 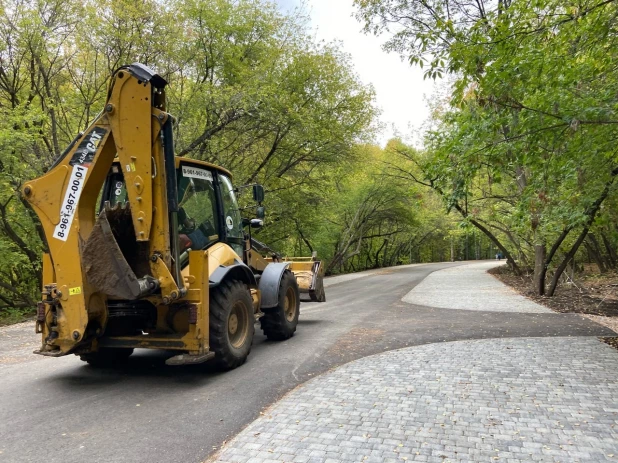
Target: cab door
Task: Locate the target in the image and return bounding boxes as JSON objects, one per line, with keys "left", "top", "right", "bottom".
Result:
{"left": 216, "top": 173, "right": 244, "bottom": 258}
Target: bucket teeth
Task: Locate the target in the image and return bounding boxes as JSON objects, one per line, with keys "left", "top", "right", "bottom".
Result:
{"left": 102, "top": 201, "right": 130, "bottom": 214}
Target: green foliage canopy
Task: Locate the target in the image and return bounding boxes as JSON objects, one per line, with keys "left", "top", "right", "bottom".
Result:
{"left": 357, "top": 0, "right": 618, "bottom": 293}
{"left": 0, "top": 0, "right": 453, "bottom": 319}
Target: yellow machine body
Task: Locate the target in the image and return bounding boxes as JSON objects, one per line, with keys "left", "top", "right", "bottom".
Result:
{"left": 22, "top": 64, "right": 324, "bottom": 367}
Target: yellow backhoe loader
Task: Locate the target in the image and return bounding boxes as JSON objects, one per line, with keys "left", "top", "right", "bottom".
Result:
{"left": 22, "top": 63, "right": 325, "bottom": 369}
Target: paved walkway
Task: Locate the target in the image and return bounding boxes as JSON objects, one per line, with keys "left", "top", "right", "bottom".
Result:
{"left": 403, "top": 262, "right": 549, "bottom": 313}
{"left": 212, "top": 262, "right": 618, "bottom": 463}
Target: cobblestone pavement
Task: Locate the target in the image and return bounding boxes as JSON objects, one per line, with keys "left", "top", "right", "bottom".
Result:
{"left": 213, "top": 262, "right": 618, "bottom": 463}
{"left": 403, "top": 262, "right": 550, "bottom": 313}
{"left": 213, "top": 337, "right": 618, "bottom": 463}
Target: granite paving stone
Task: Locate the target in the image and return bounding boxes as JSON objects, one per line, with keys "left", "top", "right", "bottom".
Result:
{"left": 214, "top": 337, "right": 618, "bottom": 462}
{"left": 402, "top": 261, "right": 550, "bottom": 313}
{"left": 211, "top": 262, "right": 617, "bottom": 463}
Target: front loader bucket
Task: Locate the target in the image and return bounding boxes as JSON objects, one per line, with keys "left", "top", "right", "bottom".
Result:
{"left": 288, "top": 259, "right": 326, "bottom": 302}
{"left": 248, "top": 237, "right": 326, "bottom": 302}
{"left": 309, "top": 265, "right": 326, "bottom": 302}
{"left": 82, "top": 205, "right": 157, "bottom": 300}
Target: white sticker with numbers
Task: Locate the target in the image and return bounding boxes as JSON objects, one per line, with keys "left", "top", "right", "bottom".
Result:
{"left": 53, "top": 165, "right": 88, "bottom": 241}
{"left": 182, "top": 165, "right": 213, "bottom": 182}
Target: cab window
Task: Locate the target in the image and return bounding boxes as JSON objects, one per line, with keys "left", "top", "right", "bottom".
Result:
{"left": 219, "top": 174, "right": 244, "bottom": 256}
{"left": 177, "top": 166, "right": 218, "bottom": 250}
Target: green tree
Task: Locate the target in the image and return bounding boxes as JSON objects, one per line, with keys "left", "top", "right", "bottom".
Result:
{"left": 0, "top": 0, "right": 379, "bottom": 318}
{"left": 357, "top": 0, "right": 618, "bottom": 295}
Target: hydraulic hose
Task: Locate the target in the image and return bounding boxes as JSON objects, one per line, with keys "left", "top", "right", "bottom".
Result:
{"left": 161, "top": 116, "right": 185, "bottom": 298}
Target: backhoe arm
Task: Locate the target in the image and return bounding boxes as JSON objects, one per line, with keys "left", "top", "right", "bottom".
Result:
{"left": 23, "top": 64, "right": 182, "bottom": 354}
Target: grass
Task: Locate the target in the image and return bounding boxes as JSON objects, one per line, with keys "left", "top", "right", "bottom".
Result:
{"left": 0, "top": 308, "right": 35, "bottom": 326}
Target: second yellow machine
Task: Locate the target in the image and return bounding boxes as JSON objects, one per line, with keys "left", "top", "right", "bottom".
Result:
{"left": 22, "top": 63, "right": 325, "bottom": 369}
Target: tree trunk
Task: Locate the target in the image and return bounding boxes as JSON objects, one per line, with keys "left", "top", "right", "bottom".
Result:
{"left": 586, "top": 242, "right": 593, "bottom": 263}
{"left": 545, "top": 166, "right": 618, "bottom": 295}
{"left": 601, "top": 232, "right": 617, "bottom": 268}
{"left": 547, "top": 227, "right": 590, "bottom": 296}
{"left": 373, "top": 239, "right": 386, "bottom": 268}
{"left": 588, "top": 233, "right": 608, "bottom": 272}
{"left": 584, "top": 239, "right": 606, "bottom": 274}
{"left": 469, "top": 218, "right": 521, "bottom": 274}
{"left": 534, "top": 244, "right": 546, "bottom": 295}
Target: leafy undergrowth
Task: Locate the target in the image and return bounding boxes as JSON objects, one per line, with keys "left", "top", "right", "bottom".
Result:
{"left": 602, "top": 337, "right": 618, "bottom": 350}
{"left": 0, "top": 308, "right": 35, "bottom": 327}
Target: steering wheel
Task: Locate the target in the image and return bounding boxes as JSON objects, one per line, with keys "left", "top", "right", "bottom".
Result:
{"left": 198, "top": 220, "right": 216, "bottom": 238}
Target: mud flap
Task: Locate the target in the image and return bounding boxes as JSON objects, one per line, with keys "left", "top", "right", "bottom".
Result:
{"left": 82, "top": 208, "right": 158, "bottom": 299}
{"left": 259, "top": 262, "right": 291, "bottom": 308}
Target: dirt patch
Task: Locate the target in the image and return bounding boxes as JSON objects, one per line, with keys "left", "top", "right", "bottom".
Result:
{"left": 602, "top": 337, "right": 618, "bottom": 350}
{"left": 327, "top": 327, "right": 386, "bottom": 360}
{"left": 489, "top": 266, "right": 618, "bottom": 317}
{"left": 0, "top": 321, "right": 39, "bottom": 366}
{"left": 489, "top": 266, "right": 618, "bottom": 349}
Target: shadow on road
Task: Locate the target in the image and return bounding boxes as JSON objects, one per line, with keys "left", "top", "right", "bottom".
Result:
{"left": 42, "top": 351, "right": 226, "bottom": 389}
{"left": 296, "top": 318, "right": 325, "bottom": 326}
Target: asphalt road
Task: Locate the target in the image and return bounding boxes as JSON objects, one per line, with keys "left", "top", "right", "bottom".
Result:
{"left": 0, "top": 262, "right": 613, "bottom": 463}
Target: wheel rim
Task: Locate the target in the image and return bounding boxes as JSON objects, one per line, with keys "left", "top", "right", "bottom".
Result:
{"left": 284, "top": 286, "right": 297, "bottom": 322}
{"left": 228, "top": 301, "right": 249, "bottom": 349}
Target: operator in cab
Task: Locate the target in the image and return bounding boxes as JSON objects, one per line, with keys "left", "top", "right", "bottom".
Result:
{"left": 177, "top": 173, "right": 218, "bottom": 251}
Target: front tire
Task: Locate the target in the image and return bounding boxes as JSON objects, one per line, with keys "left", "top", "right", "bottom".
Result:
{"left": 209, "top": 279, "right": 254, "bottom": 370}
{"left": 79, "top": 348, "right": 134, "bottom": 367}
{"left": 260, "top": 270, "right": 300, "bottom": 341}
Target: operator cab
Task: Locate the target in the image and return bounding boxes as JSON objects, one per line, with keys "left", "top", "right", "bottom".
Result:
{"left": 101, "top": 159, "right": 245, "bottom": 262}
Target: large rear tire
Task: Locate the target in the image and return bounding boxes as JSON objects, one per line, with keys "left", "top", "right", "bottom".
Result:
{"left": 79, "top": 348, "right": 134, "bottom": 367}
{"left": 209, "top": 279, "right": 254, "bottom": 370}
{"left": 260, "top": 270, "right": 300, "bottom": 341}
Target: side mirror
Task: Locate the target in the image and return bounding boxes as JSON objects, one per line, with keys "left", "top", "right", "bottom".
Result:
{"left": 250, "top": 219, "right": 264, "bottom": 229}
{"left": 256, "top": 205, "right": 265, "bottom": 219}
{"left": 253, "top": 184, "right": 265, "bottom": 202}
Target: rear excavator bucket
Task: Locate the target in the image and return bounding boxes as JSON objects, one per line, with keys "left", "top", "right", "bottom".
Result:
{"left": 82, "top": 204, "right": 158, "bottom": 300}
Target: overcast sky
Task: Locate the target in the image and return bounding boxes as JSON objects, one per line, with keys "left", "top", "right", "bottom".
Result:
{"left": 274, "top": 0, "right": 438, "bottom": 146}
